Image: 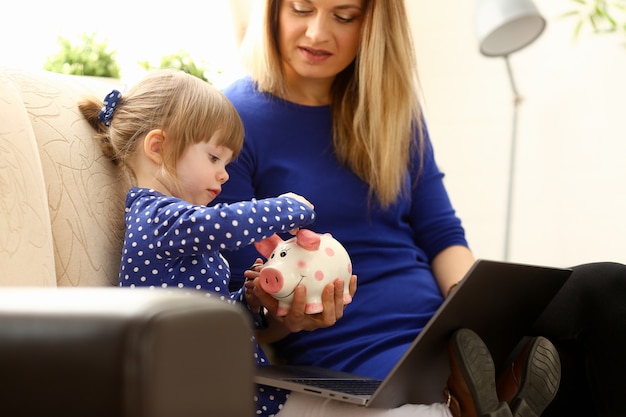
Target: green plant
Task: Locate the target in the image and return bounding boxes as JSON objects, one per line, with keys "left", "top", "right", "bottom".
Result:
{"left": 563, "top": 0, "right": 626, "bottom": 39}
{"left": 44, "top": 33, "right": 121, "bottom": 78}
{"left": 138, "top": 50, "right": 212, "bottom": 83}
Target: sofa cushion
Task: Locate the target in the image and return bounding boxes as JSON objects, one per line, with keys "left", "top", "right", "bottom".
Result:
{"left": 0, "top": 69, "right": 56, "bottom": 286}
{"left": 1, "top": 68, "right": 128, "bottom": 287}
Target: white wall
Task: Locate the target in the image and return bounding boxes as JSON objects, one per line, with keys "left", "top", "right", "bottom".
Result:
{"left": 406, "top": 0, "right": 626, "bottom": 267}
{"left": 4, "top": 0, "right": 621, "bottom": 268}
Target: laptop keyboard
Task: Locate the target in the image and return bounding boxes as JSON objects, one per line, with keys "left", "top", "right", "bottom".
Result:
{"left": 285, "top": 378, "right": 383, "bottom": 395}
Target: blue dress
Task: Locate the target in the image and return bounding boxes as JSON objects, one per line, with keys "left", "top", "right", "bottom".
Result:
{"left": 119, "top": 187, "right": 316, "bottom": 416}
{"left": 215, "top": 78, "right": 469, "bottom": 381}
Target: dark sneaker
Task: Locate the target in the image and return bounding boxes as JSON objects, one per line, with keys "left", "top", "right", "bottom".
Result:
{"left": 445, "top": 328, "right": 513, "bottom": 417}
{"left": 496, "top": 336, "right": 561, "bottom": 417}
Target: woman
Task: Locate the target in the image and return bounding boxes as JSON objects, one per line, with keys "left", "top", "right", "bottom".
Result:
{"left": 216, "top": 1, "right": 626, "bottom": 416}
{"left": 80, "top": 68, "right": 553, "bottom": 417}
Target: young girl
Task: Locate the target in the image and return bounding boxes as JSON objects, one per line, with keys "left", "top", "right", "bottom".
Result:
{"left": 78, "top": 69, "right": 317, "bottom": 415}
{"left": 78, "top": 69, "right": 534, "bottom": 417}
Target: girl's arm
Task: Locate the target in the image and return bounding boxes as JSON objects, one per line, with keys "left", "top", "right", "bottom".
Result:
{"left": 145, "top": 194, "right": 315, "bottom": 257}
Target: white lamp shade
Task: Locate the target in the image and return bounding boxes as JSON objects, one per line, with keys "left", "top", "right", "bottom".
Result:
{"left": 476, "top": 0, "right": 546, "bottom": 57}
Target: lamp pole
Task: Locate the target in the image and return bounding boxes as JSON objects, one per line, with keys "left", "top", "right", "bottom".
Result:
{"left": 503, "top": 55, "right": 522, "bottom": 261}
{"left": 475, "top": 0, "right": 545, "bottom": 261}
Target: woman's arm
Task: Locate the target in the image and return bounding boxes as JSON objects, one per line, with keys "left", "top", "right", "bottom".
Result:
{"left": 431, "top": 244, "right": 475, "bottom": 298}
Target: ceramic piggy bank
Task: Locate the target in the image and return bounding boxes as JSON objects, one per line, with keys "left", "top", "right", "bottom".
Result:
{"left": 254, "top": 229, "right": 353, "bottom": 316}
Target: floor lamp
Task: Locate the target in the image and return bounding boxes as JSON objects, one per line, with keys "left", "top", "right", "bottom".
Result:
{"left": 475, "top": 0, "right": 546, "bottom": 261}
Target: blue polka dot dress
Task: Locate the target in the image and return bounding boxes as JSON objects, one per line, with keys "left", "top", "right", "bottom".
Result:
{"left": 119, "top": 187, "right": 315, "bottom": 416}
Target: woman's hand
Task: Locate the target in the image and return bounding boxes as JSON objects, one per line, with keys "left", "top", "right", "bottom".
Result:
{"left": 266, "top": 275, "right": 356, "bottom": 332}
{"left": 245, "top": 263, "right": 357, "bottom": 342}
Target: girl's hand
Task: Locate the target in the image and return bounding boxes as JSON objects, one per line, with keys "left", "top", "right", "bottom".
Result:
{"left": 244, "top": 258, "right": 264, "bottom": 313}
{"left": 279, "top": 192, "right": 314, "bottom": 210}
{"left": 279, "top": 192, "right": 315, "bottom": 235}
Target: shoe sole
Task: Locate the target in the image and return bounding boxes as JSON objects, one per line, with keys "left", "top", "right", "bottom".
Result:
{"left": 451, "top": 328, "right": 512, "bottom": 417}
{"left": 509, "top": 337, "right": 561, "bottom": 417}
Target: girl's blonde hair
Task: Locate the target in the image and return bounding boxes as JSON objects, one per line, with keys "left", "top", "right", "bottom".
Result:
{"left": 241, "top": 0, "right": 423, "bottom": 208}
{"left": 79, "top": 69, "right": 244, "bottom": 189}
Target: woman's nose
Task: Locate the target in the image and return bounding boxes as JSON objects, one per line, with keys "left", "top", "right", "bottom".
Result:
{"left": 306, "top": 15, "right": 331, "bottom": 42}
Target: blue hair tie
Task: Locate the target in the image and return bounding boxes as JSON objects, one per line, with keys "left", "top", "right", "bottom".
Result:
{"left": 98, "top": 90, "right": 122, "bottom": 127}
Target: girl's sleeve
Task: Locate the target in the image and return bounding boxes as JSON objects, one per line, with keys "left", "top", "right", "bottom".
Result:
{"left": 150, "top": 196, "right": 315, "bottom": 256}
{"left": 211, "top": 135, "right": 271, "bottom": 289}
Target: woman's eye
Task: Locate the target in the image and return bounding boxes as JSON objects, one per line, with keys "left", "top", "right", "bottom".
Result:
{"left": 292, "top": 2, "right": 312, "bottom": 14}
{"left": 335, "top": 14, "right": 354, "bottom": 23}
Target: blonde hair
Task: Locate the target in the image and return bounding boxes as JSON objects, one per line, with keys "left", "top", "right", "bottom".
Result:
{"left": 241, "top": 0, "right": 423, "bottom": 208}
{"left": 79, "top": 69, "right": 244, "bottom": 188}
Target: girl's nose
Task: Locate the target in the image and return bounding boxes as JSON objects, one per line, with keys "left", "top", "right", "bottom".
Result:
{"left": 217, "top": 169, "right": 229, "bottom": 184}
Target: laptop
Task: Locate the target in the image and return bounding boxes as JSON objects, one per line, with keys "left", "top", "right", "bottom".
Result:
{"left": 254, "top": 259, "right": 571, "bottom": 408}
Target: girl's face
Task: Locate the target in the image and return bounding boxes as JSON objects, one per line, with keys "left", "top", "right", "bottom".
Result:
{"left": 176, "top": 132, "right": 233, "bottom": 206}
{"left": 278, "top": 0, "right": 365, "bottom": 89}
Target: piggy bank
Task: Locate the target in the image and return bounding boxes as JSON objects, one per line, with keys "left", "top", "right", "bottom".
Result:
{"left": 254, "top": 229, "right": 353, "bottom": 316}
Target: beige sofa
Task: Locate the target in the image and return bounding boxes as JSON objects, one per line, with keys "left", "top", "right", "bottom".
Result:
{"left": 0, "top": 67, "right": 254, "bottom": 416}
{"left": 0, "top": 67, "right": 126, "bottom": 287}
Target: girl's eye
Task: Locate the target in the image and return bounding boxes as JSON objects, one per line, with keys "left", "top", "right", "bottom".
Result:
{"left": 209, "top": 154, "right": 220, "bottom": 163}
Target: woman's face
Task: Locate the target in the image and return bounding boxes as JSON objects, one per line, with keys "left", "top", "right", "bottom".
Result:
{"left": 278, "top": 0, "right": 365, "bottom": 88}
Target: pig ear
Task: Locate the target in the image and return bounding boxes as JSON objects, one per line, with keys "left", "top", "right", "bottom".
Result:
{"left": 254, "top": 234, "right": 284, "bottom": 258}
{"left": 296, "top": 229, "right": 320, "bottom": 251}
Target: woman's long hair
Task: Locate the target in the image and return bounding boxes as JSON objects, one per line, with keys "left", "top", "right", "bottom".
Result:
{"left": 241, "top": 0, "right": 423, "bottom": 208}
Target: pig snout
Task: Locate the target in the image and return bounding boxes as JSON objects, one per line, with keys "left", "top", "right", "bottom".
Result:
{"left": 259, "top": 266, "right": 284, "bottom": 294}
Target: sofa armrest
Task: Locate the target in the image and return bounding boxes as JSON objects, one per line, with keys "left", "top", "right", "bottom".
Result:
{"left": 0, "top": 287, "right": 255, "bottom": 417}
